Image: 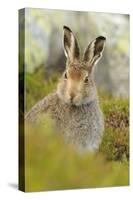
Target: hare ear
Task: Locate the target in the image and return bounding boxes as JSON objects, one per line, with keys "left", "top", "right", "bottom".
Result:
{"left": 83, "top": 36, "right": 106, "bottom": 72}
{"left": 63, "top": 26, "right": 80, "bottom": 63}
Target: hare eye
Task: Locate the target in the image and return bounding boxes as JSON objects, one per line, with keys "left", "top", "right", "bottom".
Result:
{"left": 84, "top": 76, "right": 89, "bottom": 83}
{"left": 64, "top": 72, "right": 67, "bottom": 79}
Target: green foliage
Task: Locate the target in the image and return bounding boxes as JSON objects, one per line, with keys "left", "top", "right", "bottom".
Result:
{"left": 99, "top": 93, "right": 129, "bottom": 161}
{"left": 25, "top": 66, "right": 59, "bottom": 111}
{"left": 25, "top": 67, "right": 129, "bottom": 192}
{"left": 25, "top": 117, "right": 129, "bottom": 192}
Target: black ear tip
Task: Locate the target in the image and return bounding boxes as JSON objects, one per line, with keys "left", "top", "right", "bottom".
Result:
{"left": 63, "top": 26, "right": 72, "bottom": 32}
{"left": 96, "top": 36, "right": 106, "bottom": 41}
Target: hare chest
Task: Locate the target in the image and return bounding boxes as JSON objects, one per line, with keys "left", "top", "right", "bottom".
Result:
{"left": 53, "top": 101, "right": 104, "bottom": 152}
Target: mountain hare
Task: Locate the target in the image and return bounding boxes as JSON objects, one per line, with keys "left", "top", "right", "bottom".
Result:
{"left": 25, "top": 26, "right": 106, "bottom": 153}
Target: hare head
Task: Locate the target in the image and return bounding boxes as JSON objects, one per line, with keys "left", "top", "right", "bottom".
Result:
{"left": 57, "top": 26, "right": 106, "bottom": 106}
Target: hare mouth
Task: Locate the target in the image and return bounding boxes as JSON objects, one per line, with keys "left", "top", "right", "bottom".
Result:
{"left": 66, "top": 98, "right": 82, "bottom": 107}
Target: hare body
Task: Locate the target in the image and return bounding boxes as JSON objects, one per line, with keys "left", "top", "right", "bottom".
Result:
{"left": 25, "top": 26, "right": 106, "bottom": 152}
{"left": 25, "top": 91, "right": 104, "bottom": 152}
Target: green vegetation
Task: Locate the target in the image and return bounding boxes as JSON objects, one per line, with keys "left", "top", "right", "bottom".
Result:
{"left": 25, "top": 67, "right": 129, "bottom": 192}
{"left": 25, "top": 66, "right": 59, "bottom": 111}
{"left": 99, "top": 93, "right": 129, "bottom": 161}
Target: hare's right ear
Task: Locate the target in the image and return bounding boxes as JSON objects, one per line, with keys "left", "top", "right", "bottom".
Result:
{"left": 63, "top": 26, "right": 80, "bottom": 63}
{"left": 83, "top": 36, "right": 106, "bottom": 72}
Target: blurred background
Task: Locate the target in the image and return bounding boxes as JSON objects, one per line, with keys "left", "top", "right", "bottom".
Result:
{"left": 19, "top": 8, "right": 129, "bottom": 192}
{"left": 20, "top": 8, "right": 129, "bottom": 100}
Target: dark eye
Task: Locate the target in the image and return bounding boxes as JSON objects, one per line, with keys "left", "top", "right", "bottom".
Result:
{"left": 84, "top": 76, "right": 89, "bottom": 83}
{"left": 64, "top": 72, "right": 67, "bottom": 79}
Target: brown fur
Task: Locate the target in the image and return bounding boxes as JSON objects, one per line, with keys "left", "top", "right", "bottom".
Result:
{"left": 25, "top": 26, "right": 106, "bottom": 153}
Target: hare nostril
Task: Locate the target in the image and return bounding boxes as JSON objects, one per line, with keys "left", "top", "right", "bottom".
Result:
{"left": 70, "top": 93, "right": 75, "bottom": 102}
{"left": 70, "top": 96, "right": 73, "bottom": 101}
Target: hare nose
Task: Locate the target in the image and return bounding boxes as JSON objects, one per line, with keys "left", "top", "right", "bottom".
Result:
{"left": 70, "top": 93, "right": 75, "bottom": 101}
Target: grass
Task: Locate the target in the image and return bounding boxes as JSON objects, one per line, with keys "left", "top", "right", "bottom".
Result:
{"left": 25, "top": 121, "right": 129, "bottom": 192}
{"left": 24, "top": 66, "right": 129, "bottom": 192}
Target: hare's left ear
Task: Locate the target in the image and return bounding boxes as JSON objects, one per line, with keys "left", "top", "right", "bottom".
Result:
{"left": 83, "top": 36, "right": 106, "bottom": 72}
{"left": 63, "top": 26, "right": 80, "bottom": 63}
